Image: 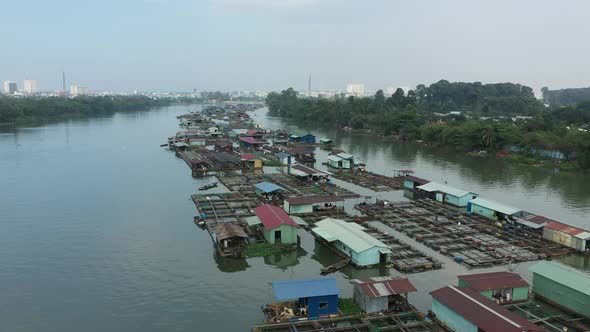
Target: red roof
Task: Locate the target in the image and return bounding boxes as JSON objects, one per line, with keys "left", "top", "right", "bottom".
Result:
{"left": 545, "top": 221, "right": 585, "bottom": 236}
{"left": 430, "top": 286, "right": 546, "bottom": 332}
{"left": 521, "top": 214, "right": 557, "bottom": 225}
{"left": 353, "top": 277, "right": 416, "bottom": 298}
{"left": 253, "top": 204, "right": 299, "bottom": 230}
{"left": 241, "top": 153, "right": 259, "bottom": 161}
{"left": 239, "top": 137, "right": 265, "bottom": 144}
{"left": 457, "top": 272, "right": 529, "bottom": 291}
{"left": 246, "top": 129, "right": 263, "bottom": 136}
{"left": 286, "top": 196, "right": 344, "bottom": 205}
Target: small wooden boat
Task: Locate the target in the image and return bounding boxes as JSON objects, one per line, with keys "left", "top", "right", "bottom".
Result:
{"left": 193, "top": 216, "right": 206, "bottom": 228}
{"left": 198, "top": 182, "right": 218, "bottom": 191}
{"left": 160, "top": 143, "right": 168, "bottom": 147}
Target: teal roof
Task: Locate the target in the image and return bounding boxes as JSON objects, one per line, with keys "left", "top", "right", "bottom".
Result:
{"left": 417, "top": 181, "right": 475, "bottom": 198}
{"left": 469, "top": 198, "right": 521, "bottom": 216}
{"left": 312, "top": 218, "right": 390, "bottom": 253}
{"left": 529, "top": 261, "right": 590, "bottom": 296}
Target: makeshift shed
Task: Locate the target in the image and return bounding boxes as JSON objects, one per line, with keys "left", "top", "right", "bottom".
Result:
{"left": 211, "top": 222, "right": 248, "bottom": 257}
{"left": 352, "top": 277, "right": 416, "bottom": 314}
{"left": 542, "top": 221, "right": 590, "bottom": 252}
{"left": 254, "top": 182, "right": 286, "bottom": 201}
{"left": 289, "top": 164, "right": 328, "bottom": 181}
{"left": 272, "top": 277, "right": 339, "bottom": 319}
{"left": 458, "top": 272, "right": 529, "bottom": 303}
{"left": 467, "top": 197, "right": 523, "bottom": 221}
{"left": 430, "top": 286, "right": 546, "bottom": 332}
{"left": 312, "top": 218, "right": 391, "bottom": 267}
{"left": 529, "top": 261, "right": 590, "bottom": 317}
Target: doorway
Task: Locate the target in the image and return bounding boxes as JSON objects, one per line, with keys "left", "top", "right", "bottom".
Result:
{"left": 274, "top": 230, "right": 282, "bottom": 244}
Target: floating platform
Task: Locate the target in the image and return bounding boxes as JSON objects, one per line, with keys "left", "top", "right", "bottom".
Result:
{"left": 329, "top": 169, "right": 410, "bottom": 192}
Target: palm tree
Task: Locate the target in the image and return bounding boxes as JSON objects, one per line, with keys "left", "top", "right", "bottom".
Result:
{"left": 481, "top": 127, "right": 496, "bottom": 149}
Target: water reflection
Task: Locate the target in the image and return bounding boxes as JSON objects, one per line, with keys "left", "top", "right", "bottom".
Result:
{"left": 213, "top": 251, "right": 250, "bottom": 273}
{"left": 263, "top": 247, "right": 308, "bottom": 270}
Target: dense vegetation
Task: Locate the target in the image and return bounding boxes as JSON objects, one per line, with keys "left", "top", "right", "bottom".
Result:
{"left": 542, "top": 87, "right": 590, "bottom": 106}
{"left": 0, "top": 95, "right": 172, "bottom": 125}
{"left": 266, "top": 81, "right": 590, "bottom": 169}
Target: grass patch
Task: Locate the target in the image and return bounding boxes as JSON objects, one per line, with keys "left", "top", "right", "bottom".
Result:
{"left": 502, "top": 154, "right": 579, "bottom": 171}
{"left": 243, "top": 243, "right": 282, "bottom": 258}
{"left": 338, "top": 298, "right": 362, "bottom": 317}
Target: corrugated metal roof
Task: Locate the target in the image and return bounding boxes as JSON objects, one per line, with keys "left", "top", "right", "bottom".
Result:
{"left": 336, "top": 153, "right": 354, "bottom": 160}
{"left": 291, "top": 165, "right": 326, "bottom": 176}
{"left": 352, "top": 277, "right": 417, "bottom": 298}
{"left": 529, "top": 261, "right": 590, "bottom": 296}
{"left": 469, "top": 198, "right": 521, "bottom": 216}
{"left": 430, "top": 286, "right": 546, "bottom": 332}
{"left": 416, "top": 182, "right": 475, "bottom": 198}
{"left": 273, "top": 277, "right": 339, "bottom": 300}
{"left": 312, "top": 218, "right": 391, "bottom": 253}
{"left": 213, "top": 223, "right": 248, "bottom": 240}
{"left": 404, "top": 176, "right": 430, "bottom": 185}
{"left": 458, "top": 272, "right": 529, "bottom": 291}
{"left": 239, "top": 137, "right": 264, "bottom": 144}
{"left": 254, "top": 182, "right": 285, "bottom": 193}
{"left": 327, "top": 155, "right": 342, "bottom": 162}
{"left": 245, "top": 216, "right": 262, "bottom": 226}
{"left": 286, "top": 196, "right": 344, "bottom": 205}
{"left": 521, "top": 214, "right": 556, "bottom": 225}
{"left": 544, "top": 221, "right": 588, "bottom": 237}
{"left": 253, "top": 204, "right": 299, "bottom": 230}
{"left": 290, "top": 216, "right": 308, "bottom": 226}
{"left": 241, "top": 153, "right": 259, "bottom": 161}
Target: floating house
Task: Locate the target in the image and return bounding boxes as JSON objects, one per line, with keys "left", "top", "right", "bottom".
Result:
{"left": 430, "top": 286, "right": 545, "bottom": 332}
{"left": 402, "top": 176, "right": 430, "bottom": 190}
{"left": 213, "top": 141, "right": 233, "bottom": 153}
{"left": 248, "top": 204, "right": 300, "bottom": 245}
{"left": 276, "top": 152, "right": 293, "bottom": 166}
{"left": 312, "top": 218, "right": 391, "bottom": 267}
{"left": 238, "top": 136, "right": 265, "bottom": 149}
{"left": 254, "top": 182, "right": 286, "bottom": 201}
{"left": 289, "top": 164, "right": 328, "bottom": 181}
{"left": 319, "top": 138, "right": 332, "bottom": 145}
{"left": 289, "top": 132, "right": 316, "bottom": 144}
{"left": 542, "top": 221, "right": 590, "bottom": 252}
{"left": 529, "top": 261, "right": 590, "bottom": 317}
{"left": 457, "top": 272, "right": 529, "bottom": 303}
{"left": 246, "top": 129, "right": 265, "bottom": 140}
{"left": 467, "top": 198, "right": 523, "bottom": 222}
{"left": 416, "top": 182, "right": 478, "bottom": 207}
{"left": 290, "top": 148, "right": 316, "bottom": 162}
{"left": 206, "top": 152, "right": 241, "bottom": 170}
{"left": 283, "top": 196, "right": 344, "bottom": 214}
{"left": 352, "top": 277, "right": 417, "bottom": 314}
{"left": 241, "top": 153, "right": 263, "bottom": 169}
{"left": 265, "top": 277, "right": 339, "bottom": 322}
{"left": 211, "top": 222, "right": 248, "bottom": 257}
{"left": 327, "top": 153, "right": 354, "bottom": 169}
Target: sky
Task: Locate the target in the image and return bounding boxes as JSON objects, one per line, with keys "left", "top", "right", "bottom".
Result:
{"left": 1, "top": 0, "right": 590, "bottom": 93}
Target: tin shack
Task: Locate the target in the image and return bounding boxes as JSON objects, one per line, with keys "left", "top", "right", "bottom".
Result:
{"left": 458, "top": 271, "right": 530, "bottom": 303}
{"left": 352, "top": 277, "right": 417, "bottom": 314}
{"left": 542, "top": 221, "right": 590, "bottom": 253}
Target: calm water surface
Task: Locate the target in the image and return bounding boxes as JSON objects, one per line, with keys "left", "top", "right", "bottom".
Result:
{"left": 1, "top": 105, "right": 589, "bottom": 331}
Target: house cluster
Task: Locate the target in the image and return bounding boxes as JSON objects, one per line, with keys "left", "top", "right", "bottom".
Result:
{"left": 403, "top": 177, "right": 590, "bottom": 253}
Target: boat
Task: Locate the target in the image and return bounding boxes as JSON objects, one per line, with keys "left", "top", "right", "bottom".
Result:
{"left": 193, "top": 216, "right": 206, "bottom": 228}
{"left": 199, "top": 182, "right": 218, "bottom": 191}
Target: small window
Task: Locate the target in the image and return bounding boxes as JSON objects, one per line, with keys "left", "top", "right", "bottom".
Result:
{"left": 319, "top": 302, "right": 329, "bottom": 310}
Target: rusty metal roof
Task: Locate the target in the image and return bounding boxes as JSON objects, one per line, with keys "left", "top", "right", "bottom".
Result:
{"left": 213, "top": 223, "right": 248, "bottom": 240}
{"left": 253, "top": 204, "right": 299, "bottom": 230}
{"left": 403, "top": 175, "right": 430, "bottom": 185}
{"left": 545, "top": 221, "right": 586, "bottom": 236}
{"left": 352, "top": 277, "right": 416, "bottom": 298}
{"left": 430, "top": 286, "right": 546, "bottom": 332}
{"left": 458, "top": 272, "right": 529, "bottom": 291}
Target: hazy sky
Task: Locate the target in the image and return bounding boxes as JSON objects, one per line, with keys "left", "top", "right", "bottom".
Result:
{"left": 1, "top": 0, "right": 589, "bottom": 92}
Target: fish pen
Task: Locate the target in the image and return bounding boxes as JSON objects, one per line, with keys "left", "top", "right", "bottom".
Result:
{"left": 192, "top": 192, "right": 258, "bottom": 225}
{"left": 506, "top": 298, "right": 590, "bottom": 332}
{"left": 355, "top": 199, "right": 571, "bottom": 269}
{"left": 361, "top": 225, "right": 443, "bottom": 273}
{"left": 329, "top": 169, "right": 411, "bottom": 192}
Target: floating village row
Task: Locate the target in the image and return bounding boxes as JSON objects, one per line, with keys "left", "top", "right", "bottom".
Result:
{"left": 163, "top": 103, "right": 590, "bottom": 332}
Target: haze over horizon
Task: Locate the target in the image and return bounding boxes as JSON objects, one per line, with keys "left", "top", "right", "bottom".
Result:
{"left": 2, "top": 0, "right": 590, "bottom": 93}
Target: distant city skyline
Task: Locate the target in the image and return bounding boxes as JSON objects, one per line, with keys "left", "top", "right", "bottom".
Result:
{"left": 1, "top": 0, "right": 590, "bottom": 92}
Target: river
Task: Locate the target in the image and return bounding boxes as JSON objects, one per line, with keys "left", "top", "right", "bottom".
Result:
{"left": 1, "top": 104, "right": 588, "bottom": 331}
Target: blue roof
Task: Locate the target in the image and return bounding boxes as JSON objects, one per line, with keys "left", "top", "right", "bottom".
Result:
{"left": 276, "top": 152, "right": 291, "bottom": 158}
{"left": 273, "top": 278, "right": 339, "bottom": 300}
{"left": 255, "top": 182, "right": 285, "bottom": 193}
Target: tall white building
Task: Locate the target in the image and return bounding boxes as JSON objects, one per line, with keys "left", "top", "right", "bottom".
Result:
{"left": 70, "top": 86, "right": 89, "bottom": 96}
{"left": 23, "top": 80, "right": 38, "bottom": 94}
{"left": 3, "top": 81, "right": 17, "bottom": 94}
{"left": 346, "top": 84, "right": 365, "bottom": 96}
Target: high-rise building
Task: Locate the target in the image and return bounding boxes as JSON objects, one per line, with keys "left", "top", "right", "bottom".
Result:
{"left": 3, "top": 81, "right": 17, "bottom": 94}
{"left": 70, "top": 86, "right": 89, "bottom": 96}
{"left": 23, "top": 80, "right": 38, "bottom": 94}
{"left": 346, "top": 84, "right": 365, "bottom": 96}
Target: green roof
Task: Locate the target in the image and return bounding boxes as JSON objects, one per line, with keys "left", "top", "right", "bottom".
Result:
{"left": 312, "top": 218, "right": 390, "bottom": 253}
{"left": 529, "top": 261, "right": 590, "bottom": 296}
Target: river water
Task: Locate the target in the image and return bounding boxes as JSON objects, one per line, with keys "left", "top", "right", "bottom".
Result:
{"left": 1, "top": 104, "right": 588, "bottom": 331}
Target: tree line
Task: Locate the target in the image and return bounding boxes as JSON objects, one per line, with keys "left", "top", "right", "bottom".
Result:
{"left": 266, "top": 81, "right": 590, "bottom": 169}
{"left": 0, "top": 96, "right": 172, "bottom": 124}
